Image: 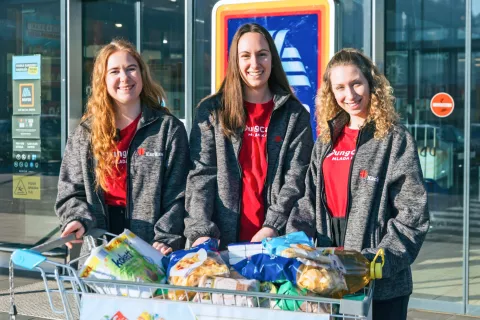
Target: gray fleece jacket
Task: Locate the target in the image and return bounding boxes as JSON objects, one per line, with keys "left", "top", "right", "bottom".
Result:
{"left": 287, "top": 111, "right": 430, "bottom": 300}
{"left": 55, "top": 106, "right": 189, "bottom": 250}
{"left": 185, "top": 92, "right": 314, "bottom": 249}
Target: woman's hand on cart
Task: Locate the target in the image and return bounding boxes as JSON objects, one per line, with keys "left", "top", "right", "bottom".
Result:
{"left": 251, "top": 227, "right": 278, "bottom": 243}
{"left": 192, "top": 236, "right": 216, "bottom": 247}
{"left": 61, "top": 221, "right": 86, "bottom": 249}
{"left": 152, "top": 242, "right": 172, "bottom": 255}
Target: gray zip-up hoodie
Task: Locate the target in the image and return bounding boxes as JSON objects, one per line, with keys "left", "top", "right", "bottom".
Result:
{"left": 185, "top": 92, "right": 314, "bottom": 249}
{"left": 55, "top": 106, "right": 189, "bottom": 250}
{"left": 287, "top": 111, "right": 430, "bottom": 300}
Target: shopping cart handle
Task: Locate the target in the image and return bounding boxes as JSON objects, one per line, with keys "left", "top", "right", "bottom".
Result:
{"left": 85, "top": 228, "right": 109, "bottom": 239}
{"left": 11, "top": 249, "right": 47, "bottom": 270}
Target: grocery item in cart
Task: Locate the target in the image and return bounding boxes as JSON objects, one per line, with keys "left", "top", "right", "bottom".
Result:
{"left": 262, "top": 231, "right": 314, "bottom": 256}
{"left": 79, "top": 232, "right": 166, "bottom": 297}
{"left": 193, "top": 275, "right": 260, "bottom": 307}
{"left": 273, "top": 281, "right": 332, "bottom": 314}
{"left": 232, "top": 253, "right": 300, "bottom": 283}
{"left": 118, "top": 229, "right": 166, "bottom": 273}
{"left": 295, "top": 258, "right": 348, "bottom": 297}
{"left": 319, "top": 248, "right": 384, "bottom": 297}
{"left": 166, "top": 239, "right": 229, "bottom": 301}
{"left": 262, "top": 231, "right": 331, "bottom": 264}
{"left": 295, "top": 248, "right": 384, "bottom": 297}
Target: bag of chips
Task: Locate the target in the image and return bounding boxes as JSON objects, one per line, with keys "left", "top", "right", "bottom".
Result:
{"left": 166, "top": 239, "right": 229, "bottom": 301}
{"left": 232, "top": 253, "right": 301, "bottom": 283}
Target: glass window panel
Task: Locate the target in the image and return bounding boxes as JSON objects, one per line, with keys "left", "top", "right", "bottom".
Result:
{"left": 0, "top": 0, "right": 63, "bottom": 247}
{"left": 82, "top": 0, "right": 136, "bottom": 110}
{"left": 386, "top": 0, "right": 465, "bottom": 304}
{"left": 469, "top": 0, "right": 480, "bottom": 311}
{"left": 142, "top": 0, "right": 185, "bottom": 119}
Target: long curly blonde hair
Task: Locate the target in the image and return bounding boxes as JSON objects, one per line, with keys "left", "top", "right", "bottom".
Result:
{"left": 82, "top": 39, "right": 169, "bottom": 191}
{"left": 316, "top": 48, "right": 398, "bottom": 143}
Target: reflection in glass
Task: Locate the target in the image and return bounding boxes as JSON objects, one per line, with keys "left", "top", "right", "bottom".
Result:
{"left": 386, "top": 0, "right": 466, "bottom": 304}
{"left": 142, "top": 0, "right": 185, "bottom": 119}
{"left": 469, "top": 1, "right": 480, "bottom": 309}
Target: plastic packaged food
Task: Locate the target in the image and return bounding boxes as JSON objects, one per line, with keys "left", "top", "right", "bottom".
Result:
{"left": 193, "top": 275, "right": 260, "bottom": 307}
{"left": 295, "top": 248, "right": 385, "bottom": 297}
{"left": 166, "top": 239, "right": 229, "bottom": 301}
{"left": 273, "top": 281, "right": 332, "bottom": 314}
{"left": 320, "top": 248, "right": 384, "bottom": 296}
{"left": 262, "top": 231, "right": 314, "bottom": 257}
{"left": 295, "top": 259, "right": 348, "bottom": 297}
{"left": 78, "top": 233, "right": 166, "bottom": 298}
{"left": 232, "top": 253, "right": 301, "bottom": 283}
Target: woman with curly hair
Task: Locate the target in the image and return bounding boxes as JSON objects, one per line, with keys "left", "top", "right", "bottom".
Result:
{"left": 56, "top": 39, "right": 189, "bottom": 255}
{"left": 287, "top": 48, "right": 429, "bottom": 320}
{"left": 184, "top": 23, "right": 313, "bottom": 248}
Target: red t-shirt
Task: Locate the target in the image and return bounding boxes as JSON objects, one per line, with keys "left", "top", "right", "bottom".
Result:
{"left": 322, "top": 126, "right": 359, "bottom": 218}
{"left": 238, "top": 99, "right": 274, "bottom": 242}
{"left": 104, "top": 115, "right": 141, "bottom": 207}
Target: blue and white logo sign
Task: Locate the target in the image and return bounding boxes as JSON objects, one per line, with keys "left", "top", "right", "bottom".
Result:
{"left": 227, "top": 15, "right": 319, "bottom": 136}
{"left": 213, "top": 0, "right": 335, "bottom": 138}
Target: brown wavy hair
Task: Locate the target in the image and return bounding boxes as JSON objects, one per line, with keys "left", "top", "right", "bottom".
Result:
{"left": 82, "top": 39, "right": 169, "bottom": 191}
{"left": 316, "top": 48, "right": 398, "bottom": 143}
{"left": 214, "top": 23, "right": 296, "bottom": 139}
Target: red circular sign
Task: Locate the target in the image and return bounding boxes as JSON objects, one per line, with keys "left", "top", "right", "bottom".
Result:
{"left": 430, "top": 92, "right": 454, "bottom": 118}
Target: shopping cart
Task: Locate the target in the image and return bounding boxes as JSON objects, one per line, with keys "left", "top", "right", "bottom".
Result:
{"left": 8, "top": 229, "right": 374, "bottom": 320}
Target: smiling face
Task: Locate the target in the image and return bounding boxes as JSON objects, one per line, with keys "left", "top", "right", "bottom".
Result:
{"left": 105, "top": 50, "right": 143, "bottom": 109}
{"left": 330, "top": 64, "right": 370, "bottom": 127}
{"left": 237, "top": 32, "right": 272, "bottom": 94}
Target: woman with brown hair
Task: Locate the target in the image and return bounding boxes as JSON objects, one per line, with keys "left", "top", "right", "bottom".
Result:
{"left": 56, "top": 39, "right": 189, "bottom": 255}
{"left": 287, "top": 48, "right": 429, "bottom": 319}
{"left": 184, "top": 23, "right": 313, "bottom": 248}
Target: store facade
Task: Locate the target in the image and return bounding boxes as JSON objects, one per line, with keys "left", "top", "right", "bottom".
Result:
{"left": 0, "top": 0, "right": 478, "bottom": 315}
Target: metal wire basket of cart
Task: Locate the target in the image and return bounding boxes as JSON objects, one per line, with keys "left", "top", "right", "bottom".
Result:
{"left": 8, "top": 229, "right": 374, "bottom": 320}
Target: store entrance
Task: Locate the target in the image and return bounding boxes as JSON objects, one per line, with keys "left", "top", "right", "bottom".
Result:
{"left": 386, "top": 0, "right": 480, "bottom": 315}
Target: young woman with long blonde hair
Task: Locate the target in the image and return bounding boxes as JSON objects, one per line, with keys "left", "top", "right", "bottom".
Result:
{"left": 287, "top": 48, "right": 429, "bottom": 320}
{"left": 56, "top": 39, "right": 189, "bottom": 255}
{"left": 184, "top": 23, "right": 313, "bottom": 248}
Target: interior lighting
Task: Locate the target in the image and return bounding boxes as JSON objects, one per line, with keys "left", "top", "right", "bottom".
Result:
{"left": 115, "top": 23, "right": 123, "bottom": 28}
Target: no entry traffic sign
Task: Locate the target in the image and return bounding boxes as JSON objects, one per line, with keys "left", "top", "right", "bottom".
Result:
{"left": 430, "top": 92, "right": 454, "bottom": 118}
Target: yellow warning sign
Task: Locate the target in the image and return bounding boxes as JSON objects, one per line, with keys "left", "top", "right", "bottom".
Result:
{"left": 13, "top": 175, "right": 41, "bottom": 200}
{"left": 27, "top": 66, "right": 38, "bottom": 75}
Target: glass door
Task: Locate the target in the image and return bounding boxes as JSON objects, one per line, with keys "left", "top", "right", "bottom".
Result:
{"left": 386, "top": 0, "right": 466, "bottom": 311}
{"left": 468, "top": 0, "right": 480, "bottom": 315}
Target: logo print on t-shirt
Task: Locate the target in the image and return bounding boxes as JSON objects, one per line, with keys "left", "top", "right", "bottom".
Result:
{"left": 245, "top": 125, "right": 268, "bottom": 138}
{"left": 137, "top": 148, "right": 145, "bottom": 156}
{"left": 326, "top": 149, "right": 355, "bottom": 161}
{"left": 113, "top": 150, "right": 127, "bottom": 164}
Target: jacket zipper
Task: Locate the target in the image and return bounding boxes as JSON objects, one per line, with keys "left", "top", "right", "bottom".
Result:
{"left": 236, "top": 131, "right": 244, "bottom": 242}
{"left": 125, "top": 116, "right": 158, "bottom": 224}
{"left": 319, "top": 143, "right": 333, "bottom": 240}
{"left": 92, "top": 155, "right": 109, "bottom": 230}
{"left": 341, "top": 128, "right": 363, "bottom": 247}
{"left": 97, "top": 182, "right": 108, "bottom": 230}
{"left": 263, "top": 108, "right": 277, "bottom": 216}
